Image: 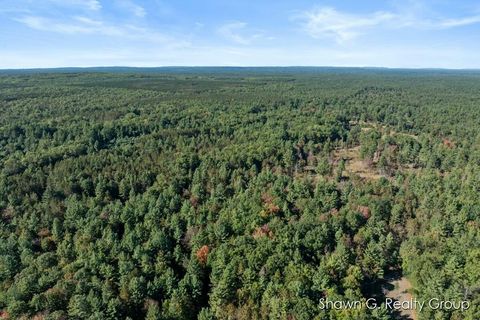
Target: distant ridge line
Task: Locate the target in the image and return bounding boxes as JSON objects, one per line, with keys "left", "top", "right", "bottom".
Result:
{"left": 1, "top": 66, "right": 480, "bottom": 75}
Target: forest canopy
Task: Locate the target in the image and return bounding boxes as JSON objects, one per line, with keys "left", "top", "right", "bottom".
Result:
{"left": 0, "top": 68, "right": 479, "bottom": 320}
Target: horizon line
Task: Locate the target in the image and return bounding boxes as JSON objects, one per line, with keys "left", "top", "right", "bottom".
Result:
{"left": 2, "top": 65, "right": 480, "bottom": 72}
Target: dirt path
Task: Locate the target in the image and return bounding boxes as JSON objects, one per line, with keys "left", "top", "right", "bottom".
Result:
{"left": 384, "top": 275, "right": 417, "bottom": 320}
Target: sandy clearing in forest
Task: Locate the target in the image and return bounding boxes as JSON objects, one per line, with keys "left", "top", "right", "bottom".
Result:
{"left": 384, "top": 276, "right": 417, "bottom": 320}
{"left": 333, "top": 146, "right": 387, "bottom": 180}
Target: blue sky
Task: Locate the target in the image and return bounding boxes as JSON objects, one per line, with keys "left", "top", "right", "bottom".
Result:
{"left": 1, "top": 0, "right": 480, "bottom": 68}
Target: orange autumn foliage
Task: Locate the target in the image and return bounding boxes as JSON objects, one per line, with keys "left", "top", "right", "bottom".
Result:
{"left": 442, "top": 138, "right": 455, "bottom": 148}
{"left": 0, "top": 310, "right": 9, "bottom": 319}
{"left": 196, "top": 245, "right": 209, "bottom": 265}
{"left": 253, "top": 224, "right": 273, "bottom": 239}
{"left": 261, "top": 193, "right": 281, "bottom": 215}
{"left": 357, "top": 206, "right": 371, "bottom": 219}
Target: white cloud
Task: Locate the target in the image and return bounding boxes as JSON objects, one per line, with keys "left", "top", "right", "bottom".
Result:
{"left": 14, "top": 15, "right": 190, "bottom": 48}
{"left": 298, "top": 7, "right": 394, "bottom": 43}
{"left": 298, "top": 6, "right": 480, "bottom": 43}
{"left": 133, "top": 6, "right": 146, "bottom": 18}
{"left": 15, "top": 16, "right": 122, "bottom": 36}
{"left": 438, "top": 15, "right": 480, "bottom": 28}
{"left": 218, "top": 22, "right": 250, "bottom": 45}
{"left": 47, "top": 0, "right": 102, "bottom": 11}
{"left": 73, "top": 16, "right": 103, "bottom": 26}
{"left": 116, "top": 0, "right": 146, "bottom": 18}
{"left": 217, "top": 22, "right": 266, "bottom": 45}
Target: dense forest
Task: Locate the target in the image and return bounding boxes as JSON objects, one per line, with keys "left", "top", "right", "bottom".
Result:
{"left": 0, "top": 68, "right": 479, "bottom": 319}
